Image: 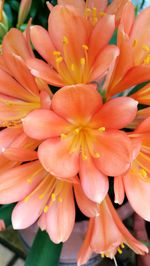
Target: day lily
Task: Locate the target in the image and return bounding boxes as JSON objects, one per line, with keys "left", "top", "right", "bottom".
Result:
{"left": 0, "top": 159, "right": 98, "bottom": 243}
{"left": 105, "top": 2, "right": 150, "bottom": 99}
{"left": 23, "top": 84, "right": 138, "bottom": 203}
{"left": 27, "top": 4, "right": 119, "bottom": 86}
{"left": 17, "top": 0, "right": 32, "bottom": 27}
{"left": 55, "top": 0, "right": 129, "bottom": 26}
{"left": 114, "top": 117, "right": 150, "bottom": 221}
{"left": 77, "top": 195, "right": 148, "bottom": 266}
{"left": 131, "top": 83, "right": 150, "bottom": 105}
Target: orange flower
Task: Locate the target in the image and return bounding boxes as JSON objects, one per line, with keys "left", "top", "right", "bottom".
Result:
{"left": 0, "top": 160, "right": 98, "bottom": 243}
{"left": 106, "top": 2, "right": 150, "bottom": 98}
{"left": 27, "top": 4, "right": 119, "bottom": 86}
{"left": 23, "top": 85, "right": 138, "bottom": 203}
{"left": 77, "top": 195, "right": 148, "bottom": 266}
{"left": 114, "top": 117, "right": 150, "bottom": 221}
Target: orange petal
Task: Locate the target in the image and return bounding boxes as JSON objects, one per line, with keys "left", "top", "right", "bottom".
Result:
{"left": 79, "top": 156, "right": 108, "bottom": 203}
{"left": 52, "top": 84, "right": 102, "bottom": 123}
{"left": 58, "top": 0, "right": 85, "bottom": 15}
{"left": 94, "top": 130, "right": 131, "bottom": 176}
{"left": 30, "top": 26, "right": 56, "bottom": 66}
{"left": 131, "top": 83, "right": 150, "bottom": 105}
{"left": 27, "top": 58, "right": 64, "bottom": 86}
{"left": 46, "top": 184, "right": 75, "bottom": 243}
{"left": 88, "top": 14, "right": 115, "bottom": 66}
{"left": 124, "top": 172, "right": 150, "bottom": 221}
{"left": 114, "top": 175, "right": 125, "bottom": 204}
{"left": 38, "top": 138, "right": 79, "bottom": 177}
{"left": 3, "top": 147, "right": 37, "bottom": 161}
{"left": 74, "top": 182, "right": 99, "bottom": 217}
{"left": 91, "top": 97, "right": 138, "bottom": 129}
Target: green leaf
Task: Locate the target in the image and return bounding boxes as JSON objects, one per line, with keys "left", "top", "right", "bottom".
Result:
{"left": 0, "top": 204, "right": 15, "bottom": 227}
{"left": 25, "top": 229, "right": 63, "bottom": 266}
{"left": 128, "top": 81, "right": 150, "bottom": 96}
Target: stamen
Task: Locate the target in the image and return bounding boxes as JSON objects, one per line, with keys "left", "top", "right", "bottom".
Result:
{"left": 132, "top": 39, "right": 138, "bottom": 47}
{"left": 53, "top": 51, "right": 61, "bottom": 56}
{"left": 71, "top": 64, "right": 75, "bottom": 71}
{"left": 94, "top": 152, "right": 100, "bottom": 158}
{"left": 44, "top": 205, "right": 49, "bottom": 213}
{"left": 74, "top": 128, "right": 80, "bottom": 134}
{"left": 101, "top": 253, "right": 105, "bottom": 258}
{"left": 121, "top": 243, "right": 125, "bottom": 249}
{"left": 80, "top": 57, "right": 86, "bottom": 65}
{"left": 117, "top": 247, "right": 123, "bottom": 254}
{"left": 99, "top": 11, "right": 106, "bottom": 16}
{"left": 56, "top": 56, "right": 63, "bottom": 64}
{"left": 144, "top": 54, "right": 150, "bottom": 64}
{"left": 39, "top": 193, "right": 44, "bottom": 200}
{"left": 92, "top": 7, "right": 97, "bottom": 17}
{"left": 58, "top": 197, "right": 63, "bottom": 203}
{"left": 61, "top": 133, "right": 67, "bottom": 140}
{"left": 51, "top": 193, "right": 56, "bottom": 201}
{"left": 82, "top": 154, "right": 88, "bottom": 160}
{"left": 24, "top": 196, "right": 30, "bottom": 203}
{"left": 63, "top": 36, "right": 68, "bottom": 45}
{"left": 84, "top": 8, "right": 91, "bottom": 17}
{"left": 113, "top": 256, "right": 118, "bottom": 266}
{"left": 98, "top": 127, "right": 106, "bottom": 132}
{"left": 140, "top": 168, "right": 147, "bottom": 178}
{"left": 142, "top": 45, "right": 150, "bottom": 52}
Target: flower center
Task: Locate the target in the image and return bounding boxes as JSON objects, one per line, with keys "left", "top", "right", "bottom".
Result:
{"left": 84, "top": 7, "right": 106, "bottom": 25}
{"left": 61, "top": 126, "right": 106, "bottom": 160}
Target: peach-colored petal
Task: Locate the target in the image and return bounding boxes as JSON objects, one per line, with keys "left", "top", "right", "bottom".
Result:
{"left": 0, "top": 127, "right": 22, "bottom": 152}
{"left": 17, "top": 0, "right": 32, "bottom": 27}
{"left": 131, "top": 83, "right": 150, "bottom": 105}
{"left": 79, "top": 156, "right": 108, "bottom": 203}
{"left": 91, "top": 97, "right": 138, "bottom": 129}
{"left": 58, "top": 0, "right": 85, "bottom": 14}
{"left": 114, "top": 175, "right": 125, "bottom": 204}
{"left": 107, "top": 0, "right": 130, "bottom": 26}
{"left": 52, "top": 84, "right": 102, "bottom": 123}
{"left": 3, "top": 147, "right": 37, "bottom": 161}
{"left": 38, "top": 138, "right": 79, "bottom": 177}
{"left": 30, "top": 26, "right": 56, "bottom": 66}
{"left": 87, "top": 0, "right": 107, "bottom": 11}
{"left": 23, "top": 109, "right": 70, "bottom": 140}
{"left": 46, "top": 184, "right": 75, "bottom": 243}
{"left": 88, "top": 14, "right": 115, "bottom": 65}
{"left": 94, "top": 130, "right": 131, "bottom": 176}
{"left": 90, "top": 45, "right": 119, "bottom": 81}
{"left": 74, "top": 182, "right": 99, "bottom": 217}
{"left": 27, "top": 58, "right": 64, "bottom": 86}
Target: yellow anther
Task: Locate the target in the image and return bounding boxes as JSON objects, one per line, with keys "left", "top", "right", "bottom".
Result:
{"left": 44, "top": 205, "right": 49, "bottom": 213}
{"left": 132, "top": 39, "right": 138, "bottom": 47}
{"left": 63, "top": 36, "right": 68, "bottom": 44}
{"left": 101, "top": 253, "right": 105, "bottom": 258}
{"left": 142, "top": 45, "right": 150, "bottom": 52}
{"left": 94, "top": 152, "right": 100, "bottom": 158}
{"left": 82, "top": 44, "right": 88, "bottom": 51}
{"left": 27, "top": 178, "right": 32, "bottom": 184}
{"left": 99, "top": 11, "right": 106, "bottom": 17}
{"left": 74, "top": 128, "right": 80, "bottom": 134}
{"left": 98, "top": 127, "right": 106, "bottom": 133}
{"left": 51, "top": 193, "right": 56, "bottom": 201}
{"left": 117, "top": 247, "right": 123, "bottom": 254}
{"left": 24, "top": 196, "right": 30, "bottom": 203}
{"left": 144, "top": 54, "right": 150, "bottom": 64}
{"left": 39, "top": 194, "right": 44, "bottom": 200}
{"left": 61, "top": 133, "right": 67, "bottom": 140}
{"left": 58, "top": 197, "right": 63, "bottom": 203}
{"left": 140, "top": 168, "right": 147, "bottom": 178}
{"left": 92, "top": 7, "right": 97, "bottom": 16}
{"left": 53, "top": 51, "right": 61, "bottom": 56}
{"left": 80, "top": 57, "right": 86, "bottom": 65}
{"left": 71, "top": 64, "right": 75, "bottom": 71}
{"left": 84, "top": 8, "right": 91, "bottom": 16}
{"left": 82, "top": 154, "right": 88, "bottom": 160}
{"left": 56, "top": 56, "right": 63, "bottom": 64}
{"left": 121, "top": 243, "right": 125, "bottom": 249}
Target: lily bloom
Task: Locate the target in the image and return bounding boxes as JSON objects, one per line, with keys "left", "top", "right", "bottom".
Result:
{"left": 131, "top": 83, "right": 150, "bottom": 105}
{"left": 77, "top": 195, "right": 148, "bottom": 266}
{"left": 105, "top": 3, "right": 150, "bottom": 99}
{"left": 114, "top": 117, "right": 150, "bottom": 221}
{"left": 27, "top": 4, "right": 119, "bottom": 86}
{"left": 0, "top": 159, "right": 98, "bottom": 243}
{"left": 23, "top": 84, "right": 138, "bottom": 203}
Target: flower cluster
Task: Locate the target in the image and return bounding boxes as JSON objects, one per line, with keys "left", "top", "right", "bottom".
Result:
{"left": 0, "top": 0, "right": 150, "bottom": 265}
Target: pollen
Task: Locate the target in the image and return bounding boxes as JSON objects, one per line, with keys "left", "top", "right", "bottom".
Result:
{"left": 82, "top": 154, "right": 88, "bottom": 160}
{"left": 44, "top": 205, "right": 49, "bottom": 213}
{"left": 99, "top": 11, "right": 106, "bottom": 17}
{"left": 84, "top": 8, "right": 91, "bottom": 17}
{"left": 98, "top": 127, "right": 106, "bottom": 132}
{"left": 51, "top": 193, "right": 56, "bottom": 201}
{"left": 61, "top": 133, "right": 67, "bottom": 139}
{"left": 56, "top": 56, "right": 63, "bottom": 64}
{"left": 101, "top": 253, "right": 105, "bottom": 258}
{"left": 80, "top": 57, "right": 86, "bottom": 65}
{"left": 132, "top": 39, "right": 138, "bottom": 47}
{"left": 53, "top": 51, "right": 61, "bottom": 56}
{"left": 140, "top": 168, "right": 147, "bottom": 178}
{"left": 144, "top": 54, "right": 150, "bottom": 64}
{"left": 39, "top": 193, "right": 44, "bottom": 200}
{"left": 117, "top": 247, "right": 123, "bottom": 254}
{"left": 58, "top": 197, "right": 63, "bottom": 203}
{"left": 121, "top": 243, "right": 125, "bottom": 249}
{"left": 63, "top": 36, "right": 68, "bottom": 44}
{"left": 142, "top": 45, "right": 150, "bottom": 52}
